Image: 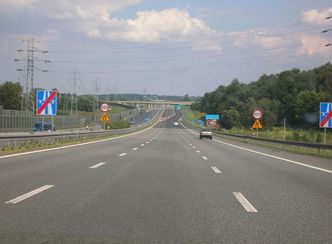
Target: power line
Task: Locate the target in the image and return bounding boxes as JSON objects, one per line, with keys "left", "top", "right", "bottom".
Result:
{"left": 15, "top": 37, "right": 50, "bottom": 112}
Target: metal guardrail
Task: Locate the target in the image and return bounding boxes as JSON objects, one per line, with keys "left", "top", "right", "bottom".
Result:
{"left": 180, "top": 117, "right": 332, "bottom": 151}
{"left": 0, "top": 109, "right": 163, "bottom": 147}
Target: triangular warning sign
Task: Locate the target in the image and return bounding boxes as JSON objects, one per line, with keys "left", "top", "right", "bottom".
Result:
{"left": 252, "top": 119, "right": 262, "bottom": 129}
{"left": 100, "top": 113, "right": 109, "bottom": 122}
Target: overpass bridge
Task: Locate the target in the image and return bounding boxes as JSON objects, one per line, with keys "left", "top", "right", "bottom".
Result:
{"left": 113, "top": 100, "right": 194, "bottom": 109}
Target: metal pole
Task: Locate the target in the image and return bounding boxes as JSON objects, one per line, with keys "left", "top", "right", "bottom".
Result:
{"left": 324, "top": 127, "right": 327, "bottom": 144}
{"left": 42, "top": 116, "right": 44, "bottom": 132}
{"left": 52, "top": 116, "right": 54, "bottom": 131}
{"left": 283, "top": 118, "right": 286, "bottom": 141}
{"left": 256, "top": 128, "right": 258, "bottom": 137}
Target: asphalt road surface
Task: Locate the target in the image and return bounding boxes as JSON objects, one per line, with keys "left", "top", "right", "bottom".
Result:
{"left": 0, "top": 109, "right": 331, "bottom": 243}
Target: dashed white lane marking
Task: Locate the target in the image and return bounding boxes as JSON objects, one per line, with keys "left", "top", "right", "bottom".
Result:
{"left": 179, "top": 120, "right": 332, "bottom": 174}
{"left": 202, "top": 156, "right": 208, "bottom": 160}
{"left": 211, "top": 166, "right": 221, "bottom": 174}
{"left": 192, "top": 146, "right": 196, "bottom": 149}
{"left": 149, "top": 139, "right": 153, "bottom": 142}
{"left": 146, "top": 141, "right": 150, "bottom": 144}
{"left": 233, "top": 192, "right": 258, "bottom": 213}
{"left": 132, "top": 147, "right": 138, "bottom": 151}
{"left": 140, "top": 144, "right": 145, "bottom": 147}
{"left": 90, "top": 162, "right": 106, "bottom": 169}
{"left": 118, "top": 153, "right": 127, "bottom": 157}
{"left": 196, "top": 150, "right": 201, "bottom": 153}
{"left": 5, "top": 185, "right": 54, "bottom": 204}
{"left": 189, "top": 143, "right": 193, "bottom": 146}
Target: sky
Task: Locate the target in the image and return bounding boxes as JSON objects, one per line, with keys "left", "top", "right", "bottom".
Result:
{"left": 0, "top": 0, "right": 331, "bottom": 96}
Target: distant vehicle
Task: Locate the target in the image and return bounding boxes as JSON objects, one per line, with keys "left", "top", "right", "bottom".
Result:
{"left": 33, "top": 121, "right": 55, "bottom": 132}
{"left": 173, "top": 121, "right": 179, "bottom": 126}
{"left": 130, "top": 118, "right": 136, "bottom": 124}
{"left": 199, "top": 128, "right": 212, "bottom": 139}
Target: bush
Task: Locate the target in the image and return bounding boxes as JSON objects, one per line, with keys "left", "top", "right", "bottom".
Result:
{"left": 105, "top": 120, "right": 131, "bottom": 130}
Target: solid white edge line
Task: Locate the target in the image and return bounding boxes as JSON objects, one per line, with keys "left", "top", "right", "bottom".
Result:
{"left": 132, "top": 147, "right": 138, "bottom": 151}
{"left": 202, "top": 156, "right": 208, "bottom": 160}
{"left": 0, "top": 116, "right": 162, "bottom": 160}
{"left": 211, "top": 166, "right": 221, "bottom": 174}
{"left": 118, "top": 153, "right": 127, "bottom": 157}
{"left": 233, "top": 192, "right": 258, "bottom": 213}
{"left": 89, "top": 162, "right": 106, "bottom": 169}
{"left": 5, "top": 185, "right": 54, "bottom": 204}
{"left": 179, "top": 120, "right": 332, "bottom": 174}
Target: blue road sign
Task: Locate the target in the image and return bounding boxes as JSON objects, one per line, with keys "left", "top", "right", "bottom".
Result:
{"left": 320, "top": 102, "right": 332, "bottom": 128}
{"left": 198, "top": 120, "right": 204, "bottom": 127}
{"left": 205, "top": 114, "right": 220, "bottom": 120}
{"left": 36, "top": 90, "right": 57, "bottom": 115}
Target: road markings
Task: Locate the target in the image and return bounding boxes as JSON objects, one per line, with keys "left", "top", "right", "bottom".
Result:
{"left": 233, "top": 192, "right": 258, "bottom": 213}
{"left": 202, "top": 156, "right": 208, "bottom": 160}
{"left": 5, "top": 185, "right": 54, "bottom": 204}
{"left": 146, "top": 141, "right": 150, "bottom": 144}
{"left": 140, "top": 144, "right": 145, "bottom": 147}
{"left": 196, "top": 150, "right": 201, "bottom": 153}
{"left": 90, "top": 162, "right": 106, "bottom": 169}
{"left": 118, "top": 153, "right": 127, "bottom": 157}
{"left": 211, "top": 166, "right": 221, "bottom": 174}
{"left": 192, "top": 146, "right": 196, "bottom": 149}
{"left": 132, "top": 147, "right": 138, "bottom": 151}
{"left": 189, "top": 143, "right": 193, "bottom": 146}
{"left": 179, "top": 120, "right": 332, "bottom": 174}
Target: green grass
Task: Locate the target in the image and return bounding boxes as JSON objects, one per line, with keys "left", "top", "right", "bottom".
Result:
{"left": 225, "top": 127, "right": 332, "bottom": 144}
{"left": 182, "top": 109, "right": 205, "bottom": 126}
{"left": 105, "top": 120, "right": 131, "bottom": 130}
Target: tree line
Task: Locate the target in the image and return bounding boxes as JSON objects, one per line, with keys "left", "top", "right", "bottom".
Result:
{"left": 192, "top": 63, "right": 332, "bottom": 129}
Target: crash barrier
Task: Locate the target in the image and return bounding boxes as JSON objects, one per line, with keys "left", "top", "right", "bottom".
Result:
{"left": 180, "top": 117, "right": 332, "bottom": 151}
{"left": 0, "top": 108, "right": 139, "bottom": 132}
{"left": 0, "top": 109, "right": 163, "bottom": 149}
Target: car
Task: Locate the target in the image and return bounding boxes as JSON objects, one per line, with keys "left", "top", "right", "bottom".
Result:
{"left": 33, "top": 121, "right": 55, "bottom": 132}
{"left": 173, "top": 121, "right": 179, "bottom": 126}
{"left": 130, "top": 118, "right": 136, "bottom": 124}
{"left": 199, "top": 128, "right": 212, "bottom": 139}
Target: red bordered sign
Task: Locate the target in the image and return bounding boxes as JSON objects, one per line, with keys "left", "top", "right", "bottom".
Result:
{"left": 252, "top": 110, "right": 263, "bottom": 119}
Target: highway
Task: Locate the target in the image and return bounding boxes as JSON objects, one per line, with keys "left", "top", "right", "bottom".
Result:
{"left": 0, "top": 109, "right": 331, "bottom": 243}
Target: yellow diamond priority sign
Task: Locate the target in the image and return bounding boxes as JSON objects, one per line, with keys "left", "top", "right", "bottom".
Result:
{"left": 252, "top": 119, "right": 262, "bottom": 129}
{"left": 100, "top": 113, "right": 109, "bottom": 122}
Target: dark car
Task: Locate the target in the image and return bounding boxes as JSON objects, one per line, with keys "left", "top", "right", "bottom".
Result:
{"left": 33, "top": 122, "right": 55, "bottom": 132}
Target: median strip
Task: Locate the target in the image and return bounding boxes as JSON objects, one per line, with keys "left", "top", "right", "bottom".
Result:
{"left": 5, "top": 185, "right": 54, "bottom": 204}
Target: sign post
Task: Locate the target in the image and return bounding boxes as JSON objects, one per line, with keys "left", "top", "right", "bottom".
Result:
{"left": 319, "top": 102, "right": 332, "bottom": 144}
{"left": 36, "top": 90, "right": 57, "bottom": 131}
{"left": 252, "top": 110, "right": 263, "bottom": 137}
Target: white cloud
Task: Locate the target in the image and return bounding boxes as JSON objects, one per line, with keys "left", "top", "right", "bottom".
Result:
{"left": 0, "top": 1, "right": 223, "bottom": 51}
{"left": 0, "top": 0, "right": 142, "bottom": 17}
{"left": 297, "top": 34, "right": 330, "bottom": 57}
{"left": 100, "top": 8, "right": 221, "bottom": 44}
{"left": 302, "top": 8, "right": 332, "bottom": 25}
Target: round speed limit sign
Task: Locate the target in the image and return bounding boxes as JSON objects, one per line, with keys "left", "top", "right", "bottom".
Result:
{"left": 252, "top": 110, "right": 263, "bottom": 119}
{"left": 100, "top": 103, "right": 109, "bottom": 112}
